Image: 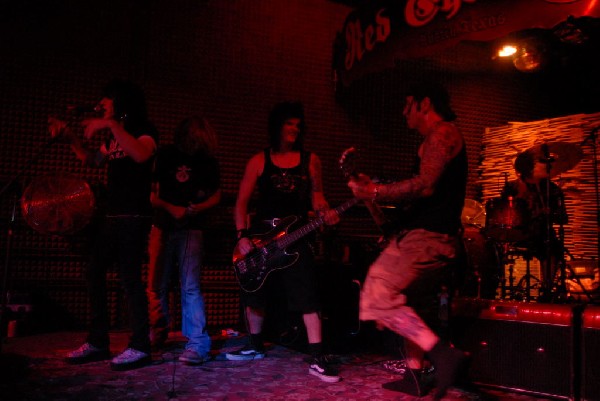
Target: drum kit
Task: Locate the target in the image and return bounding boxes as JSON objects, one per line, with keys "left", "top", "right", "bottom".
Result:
{"left": 461, "top": 141, "right": 585, "bottom": 302}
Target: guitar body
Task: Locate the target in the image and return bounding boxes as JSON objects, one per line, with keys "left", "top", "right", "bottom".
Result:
{"left": 231, "top": 148, "right": 365, "bottom": 293}
{"left": 232, "top": 215, "right": 301, "bottom": 293}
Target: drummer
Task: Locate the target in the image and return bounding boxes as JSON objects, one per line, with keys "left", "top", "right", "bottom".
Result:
{"left": 501, "top": 151, "right": 568, "bottom": 277}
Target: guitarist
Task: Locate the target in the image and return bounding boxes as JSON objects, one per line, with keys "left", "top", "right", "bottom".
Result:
{"left": 226, "top": 101, "right": 341, "bottom": 383}
{"left": 348, "top": 82, "right": 468, "bottom": 399}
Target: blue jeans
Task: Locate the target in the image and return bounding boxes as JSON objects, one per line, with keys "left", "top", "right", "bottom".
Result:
{"left": 147, "top": 226, "right": 211, "bottom": 355}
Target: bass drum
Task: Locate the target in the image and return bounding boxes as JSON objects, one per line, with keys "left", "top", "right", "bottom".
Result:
{"left": 484, "top": 197, "right": 530, "bottom": 243}
{"left": 21, "top": 174, "right": 96, "bottom": 235}
{"left": 459, "top": 225, "right": 502, "bottom": 299}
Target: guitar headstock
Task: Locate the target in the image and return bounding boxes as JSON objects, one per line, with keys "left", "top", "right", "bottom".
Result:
{"left": 339, "top": 147, "right": 358, "bottom": 179}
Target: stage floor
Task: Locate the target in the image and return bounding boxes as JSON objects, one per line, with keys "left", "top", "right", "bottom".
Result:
{"left": 0, "top": 330, "right": 548, "bottom": 401}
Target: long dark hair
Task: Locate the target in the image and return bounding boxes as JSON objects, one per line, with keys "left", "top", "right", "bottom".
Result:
{"left": 101, "top": 78, "right": 149, "bottom": 131}
{"left": 268, "top": 101, "right": 306, "bottom": 151}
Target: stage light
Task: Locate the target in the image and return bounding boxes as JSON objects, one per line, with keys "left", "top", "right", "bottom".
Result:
{"left": 497, "top": 44, "right": 518, "bottom": 58}
{"left": 494, "top": 31, "right": 551, "bottom": 73}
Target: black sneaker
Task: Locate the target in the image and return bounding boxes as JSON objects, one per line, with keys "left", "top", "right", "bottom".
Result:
{"left": 382, "top": 368, "right": 434, "bottom": 397}
{"left": 224, "top": 344, "right": 266, "bottom": 361}
{"left": 427, "top": 342, "right": 468, "bottom": 400}
{"left": 308, "top": 355, "right": 341, "bottom": 383}
{"left": 65, "top": 342, "right": 111, "bottom": 364}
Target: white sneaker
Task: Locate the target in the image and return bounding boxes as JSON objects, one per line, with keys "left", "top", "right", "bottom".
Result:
{"left": 110, "top": 348, "right": 151, "bottom": 371}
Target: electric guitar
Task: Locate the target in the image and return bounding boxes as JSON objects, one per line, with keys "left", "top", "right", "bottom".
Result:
{"left": 339, "top": 147, "right": 395, "bottom": 245}
{"left": 231, "top": 149, "right": 360, "bottom": 293}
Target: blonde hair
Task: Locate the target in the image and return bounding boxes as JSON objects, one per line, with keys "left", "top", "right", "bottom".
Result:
{"left": 174, "top": 116, "right": 218, "bottom": 156}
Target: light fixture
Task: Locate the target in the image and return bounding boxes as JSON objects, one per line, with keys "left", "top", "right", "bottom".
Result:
{"left": 512, "top": 40, "right": 546, "bottom": 72}
{"left": 494, "top": 29, "right": 553, "bottom": 73}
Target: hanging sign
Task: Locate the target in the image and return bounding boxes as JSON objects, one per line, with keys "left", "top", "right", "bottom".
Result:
{"left": 333, "top": 0, "right": 600, "bottom": 86}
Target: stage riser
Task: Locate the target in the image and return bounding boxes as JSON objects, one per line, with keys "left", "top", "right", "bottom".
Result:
{"left": 451, "top": 298, "right": 578, "bottom": 399}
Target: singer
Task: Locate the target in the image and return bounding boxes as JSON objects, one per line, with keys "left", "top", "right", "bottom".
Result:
{"left": 49, "top": 78, "right": 158, "bottom": 371}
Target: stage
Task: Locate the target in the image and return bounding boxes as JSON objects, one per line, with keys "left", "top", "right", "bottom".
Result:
{"left": 0, "top": 329, "right": 549, "bottom": 401}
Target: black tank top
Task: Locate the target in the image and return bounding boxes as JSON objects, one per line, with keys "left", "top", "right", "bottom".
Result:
{"left": 399, "top": 141, "right": 467, "bottom": 235}
{"left": 255, "top": 148, "right": 312, "bottom": 220}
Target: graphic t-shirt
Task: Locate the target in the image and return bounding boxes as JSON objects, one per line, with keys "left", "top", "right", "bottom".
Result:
{"left": 152, "top": 144, "right": 220, "bottom": 229}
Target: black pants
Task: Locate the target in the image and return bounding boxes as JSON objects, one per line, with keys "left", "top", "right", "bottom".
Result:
{"left": 86, "top": 216, "right": 152, "bottom": 353}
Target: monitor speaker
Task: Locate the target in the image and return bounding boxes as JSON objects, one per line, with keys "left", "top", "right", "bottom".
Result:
{"left": 451, "top": 298, "right": 579, "bottom": 399}
{"left": 581, "top": 305, "right": 600, "bottom": 401}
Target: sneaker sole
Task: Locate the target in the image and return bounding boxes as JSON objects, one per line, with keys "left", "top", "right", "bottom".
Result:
{"left": 179, "top": 356, "right": 211, "bottom": 365}
{"left": 308, "top": 368, "right": 341, "bottom": 383}
{"left": 224, "top": 353, "right": 265, "bottom": 361}
{"left": 110, "top": 355, "right": 152, "bottom": 371}
{"left": 65, "top": 351, "right": 111, "bottom": 365}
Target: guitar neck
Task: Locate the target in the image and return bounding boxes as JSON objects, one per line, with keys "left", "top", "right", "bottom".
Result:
{"left": 364, "top": 200, "right": 388, "bottom": 227}
{"left": 278, "top": 198, "right": 359, "bottom": 248}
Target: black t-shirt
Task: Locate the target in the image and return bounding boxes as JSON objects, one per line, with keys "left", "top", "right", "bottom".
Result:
{"left": 152, "top": 145, "right": 220, "bottom": 230}
{"left": 104, "top": 122, "right": 158, "bottom": 216}
{"left": 255, "top": 148, "right": 312, "bottom": 221}
{"left": 398, "top": 142, "right": 468, "bottom": 235}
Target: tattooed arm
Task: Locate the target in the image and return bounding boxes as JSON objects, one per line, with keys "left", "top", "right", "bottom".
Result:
{"left": 348, "top": 122, "right": 463, "bottom": 203}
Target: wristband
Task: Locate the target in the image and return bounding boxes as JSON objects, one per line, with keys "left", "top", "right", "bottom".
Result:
{"left": 372, "top": 184, "right": 380, "bottom": 202}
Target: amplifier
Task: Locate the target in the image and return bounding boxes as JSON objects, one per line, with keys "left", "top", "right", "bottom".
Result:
{"left": 581, "top": 305, "right": 600, "bottom": 401}
{"left": 451, "top": 298, "right": 579, "bottom": 399}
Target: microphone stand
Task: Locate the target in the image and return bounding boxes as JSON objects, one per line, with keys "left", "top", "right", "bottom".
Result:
{"left": 538, "top": 143, "right": 556, "bottom": 302}
{"left": 0, "top": 134, "right": 60, "bottom": 353}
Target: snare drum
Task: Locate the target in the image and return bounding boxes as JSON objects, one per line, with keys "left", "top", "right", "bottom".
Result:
{"left": 485, "top": 197, "right": 530, "bottom": 243}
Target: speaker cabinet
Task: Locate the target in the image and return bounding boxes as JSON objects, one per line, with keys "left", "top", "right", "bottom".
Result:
{"left": 582, "top": 306, "right": 600, "bottom": 401}
{"left": 451, "top": 298, "right": 579, "bottom": 399}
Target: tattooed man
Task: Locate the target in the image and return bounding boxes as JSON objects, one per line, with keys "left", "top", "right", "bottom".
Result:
{"left": 348, "top": 82, "right": 468, "bottom": 398}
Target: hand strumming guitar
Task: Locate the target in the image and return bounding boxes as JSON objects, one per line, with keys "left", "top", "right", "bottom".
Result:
{"left": 347, "top": 173, "right": 379, "bottom": 203}
{"left": 236, "top": 236, "right": 254, "bottom": 256}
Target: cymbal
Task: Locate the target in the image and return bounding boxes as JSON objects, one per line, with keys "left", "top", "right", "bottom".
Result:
{"left": 461, "top": 199, "right": 486, "bottom": 227}
{"left": 21, "top": 174, "right": 96, "bottom": 235}
{"left": 522, "top": 142, "right": 583, "bottom": 180}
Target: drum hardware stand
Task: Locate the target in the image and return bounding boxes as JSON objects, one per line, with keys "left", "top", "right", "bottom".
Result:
{"left": 536, "top": 143, "right": 557, "bottom": 302}
{"left": 580, "top": 125, "right": 600, "bottom": 279}
{"left": 503, "top": 249, "right": 515, "bottom": 300}
{"left": 514, "top": 247, "right": 538, "bottom": 302}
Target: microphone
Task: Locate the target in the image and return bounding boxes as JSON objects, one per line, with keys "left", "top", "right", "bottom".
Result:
{"left": 539, "top": 143, "right": 555, "bottom": 163}
{"left": 66, "top": 104, "right": 100, "bottom": 115}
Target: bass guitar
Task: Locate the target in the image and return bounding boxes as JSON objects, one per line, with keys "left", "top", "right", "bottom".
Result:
{"left": 232, "top": 198, "right": 358, "bottom": 292}
{"left": 232, "top": 149, "right": 359, "bottom": 293}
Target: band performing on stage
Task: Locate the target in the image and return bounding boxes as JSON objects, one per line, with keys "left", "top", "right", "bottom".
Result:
{"left": 2, "top": 4, "right": 600, "bottom": 398}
